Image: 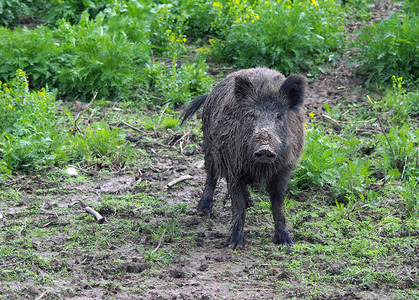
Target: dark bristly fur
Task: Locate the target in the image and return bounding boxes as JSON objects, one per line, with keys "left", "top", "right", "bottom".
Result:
{"left": 182, "top": 68, "right": 306, "bottom": 249}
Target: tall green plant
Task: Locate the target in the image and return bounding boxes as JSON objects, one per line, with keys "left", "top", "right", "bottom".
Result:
{"left": 212, "top": 0, "right": 345, "bottom": 73}
{"left": 353, "top": 13, "right": 419, "bottom": 86}
{"left": 0, "top": 70, "right": 63, "bottom": 171}
{"left": 0, "top": 26, "right": 59, "bottom": 90}
{"left": 0, "top": 0, "right": 32, "bottom": 26}
{"left": 54, "top": 11, "right": 150, "bottom": 99}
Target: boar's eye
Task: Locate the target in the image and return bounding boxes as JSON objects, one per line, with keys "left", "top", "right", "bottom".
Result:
{"left": 275, "top": 112, "right": 282, "bottom": 121}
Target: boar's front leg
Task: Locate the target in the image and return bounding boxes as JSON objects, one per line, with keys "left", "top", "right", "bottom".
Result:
{"left": 269, "top": 173, "right": 293, "bottom": 245}
{"left": 226, "top": 181, "right": 248, "bottom": 249}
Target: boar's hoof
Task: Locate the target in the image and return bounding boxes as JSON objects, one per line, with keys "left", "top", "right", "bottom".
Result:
{"left": 246, "top": 196, "right": 254, "bottom": 208}
{"left": 226, "top": 223, "right": 244, "bottom": 249}
{"left": 226, "top": 236, "right": 244, "bottom": 249}
{"left": 197, "top": 199, "right": 213, "bottom": 217}
{"left": 273, "top": 228, "right": 293, "bottom": 246}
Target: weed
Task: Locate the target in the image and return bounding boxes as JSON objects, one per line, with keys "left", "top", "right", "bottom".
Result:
{"left": 0, "top": 0, "right": 35, "bottom": 26}
{"left": 0, "top": 70, "right": 63, "bottom": 172}
{"left": 375, "top": 124, "right": 418, "bottom": 179}
{"left": 55, "top": 11, "right": 150, "bottom": 99}
{"left": 213, "top": 0, "right": 345, "bottom": 73}
{"left": 353, "top": 13, "right": 419, "bottom": 86}
{"left": 43, "top": 0, "right": 108, "bottom": 26}
{"left": 71, "top": 121, "right": 133, "bottom": 164}
{"left": 145, "top": 57, "right": 212, "bottom": 107}
{"left": 400, "top": 178, "right": 418, "bottom": 218}
{"left": 0, "top": 26, "right": 59, "bottom": 90}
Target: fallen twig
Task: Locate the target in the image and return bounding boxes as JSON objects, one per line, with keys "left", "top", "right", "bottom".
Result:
{"left": 166, "top": 174, "right": 193, "bottom": 188}
{"left": 122, "top": 121, "right": 146, "bottom": 134}
{"left": 321, "top": 113, "right": 375, "bottom": 125}
{"left": 71, "top": 200, "right": 106, "bottom": 224}
{"left": 150, "top": 229, "right": 166, "bottom": 256}
{"left": 74, "top": 91, "right": 97, "bottom": 133}
{"left": 68, "top": 164, "right": 97, "bottom": 176}
{"left": 154, "top": 103, "right": 170, "bottom": 134}
{"left": 36, "top": 291, "right": 46, "bottom": 300}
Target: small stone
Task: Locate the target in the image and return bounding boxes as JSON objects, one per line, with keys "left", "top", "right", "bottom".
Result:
{"left": 66, "top": 167, "right": 78, "bottom": 177}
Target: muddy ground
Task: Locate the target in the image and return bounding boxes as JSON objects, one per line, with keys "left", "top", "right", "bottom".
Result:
{"left": 1, "top": 2, "right": 418, "bottom": 299}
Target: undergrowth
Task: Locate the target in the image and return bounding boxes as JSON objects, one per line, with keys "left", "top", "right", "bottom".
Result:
{"left": 0, "top": 70, "right": 133, "bottom": 181}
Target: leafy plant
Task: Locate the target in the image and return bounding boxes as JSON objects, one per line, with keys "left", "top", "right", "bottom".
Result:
{"left": 0, "top": 70, "right": 63, "bottom": 172}
{"left": 42, "top": 0, "right": 109, "bottom": 25}
{"left": 145, "top": 57, "right": 212, "bottom": 107}
{"left": 353, "top": 13, "right": 419, "bottom": 86}
{"left": 0, "top": 26, "right": 59, "bottom": 90}
{"left": 70, "top": 121, "right": 133, "bottom": 164}
{"left": 212, "top": 0, "right": 345, "bottom": 73}
{"left": 292, "top": 118, "right": 377, "bottom": 202}
{"left": 54, "top": 11, "right": 150, "bottom": 99}
{"left": 0, "top": 0, "right": 32, "bottom": 26}
{"left": 375, "top": 124, "right": 418, "bottom": 180}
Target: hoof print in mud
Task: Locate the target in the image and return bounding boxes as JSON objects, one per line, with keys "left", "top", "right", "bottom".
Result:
{"left": 182, "top": 68, "right": 306, "bottom": 248}
{"left": 169, "top": 269, "right": 186, "bottom": 279}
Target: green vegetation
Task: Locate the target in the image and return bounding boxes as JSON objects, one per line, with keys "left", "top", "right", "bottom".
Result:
{"left": 0, "top": 70, "right": 132, "bottom": 178}
{"left": 212, "top": 0, "right": 345, "bottom": 74}
{"left": 353, "top": 12, "right": 419, "bottom": 86}
{"left": 0, "top": 0, "right": 417, "bottom": 298}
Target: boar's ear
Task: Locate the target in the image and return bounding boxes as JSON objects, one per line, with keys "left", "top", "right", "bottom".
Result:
{"left": 280, "top": 75, "right": 306, "bottom": 109}
{"left": 235, "top": 76, "right": 254, "bottom": 100}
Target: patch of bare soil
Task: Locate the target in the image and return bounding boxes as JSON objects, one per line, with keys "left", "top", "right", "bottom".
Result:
{"left": 306, "top": 0, "right": 400, "bottom": 116}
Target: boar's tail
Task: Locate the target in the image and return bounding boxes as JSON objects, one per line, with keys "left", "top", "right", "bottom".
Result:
{"left": 180, "top": 94, "right": 208, "bottom": 125}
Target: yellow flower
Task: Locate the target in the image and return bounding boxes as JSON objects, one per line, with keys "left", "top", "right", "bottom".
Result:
{"left": 309, "top": 112, "right": 316, "bottom": 119}
{"left": 311, "top": 0, "right": 319, "bottom": 6}
{"left": 8, "top": 105, "right": 13, "bottom": 109}
{"left": 182, "top": 38, "right": 187, "bottom": 43}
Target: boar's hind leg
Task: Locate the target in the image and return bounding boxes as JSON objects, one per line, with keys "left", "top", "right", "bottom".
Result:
{"left": 269, "top": 174, "right": 293, "bottom": 245}
{"left": 226, "top": 182, "right": 248, "bottom": 249}
{"left": 197, "top": 170, "right": 217, "bottom": 216}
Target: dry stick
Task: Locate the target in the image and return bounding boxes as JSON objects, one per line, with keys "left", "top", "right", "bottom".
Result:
{"left": 36, "top": 291, "right": 46, "bottom": 300}
{"left": 74, "top": 91, "right": 98, "bottom": 133}
{"left": 367, "top": 95, "right": 396, "bottom": 169}
{"left": 150, "top": 229, "right": 166, "bottom": 256}
{"left": 121, "top": 121, "right": 146, "bottom": 134}
{"left": 73, "top": 200, "right": 106, "bottom": 224}
{"left": 67, "top": 164, "right": 97, "bottom": 176}
{"left": 166, "top": 174, "right": 193, "bottom": 188}
{"left": 154, "top": 103, "right": 170, "bottom": 135}
{"left": 321, "top": 113, "right": 375, "bottom": 125}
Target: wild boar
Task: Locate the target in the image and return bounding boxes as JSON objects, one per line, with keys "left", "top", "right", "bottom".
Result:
{"left": 182, "top": 68, "right": 306, "bottom": 248}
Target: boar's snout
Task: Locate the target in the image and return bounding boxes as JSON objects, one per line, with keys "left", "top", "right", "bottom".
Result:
{"left": 253, "top": 145, "right": 277, "bottom": 163}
